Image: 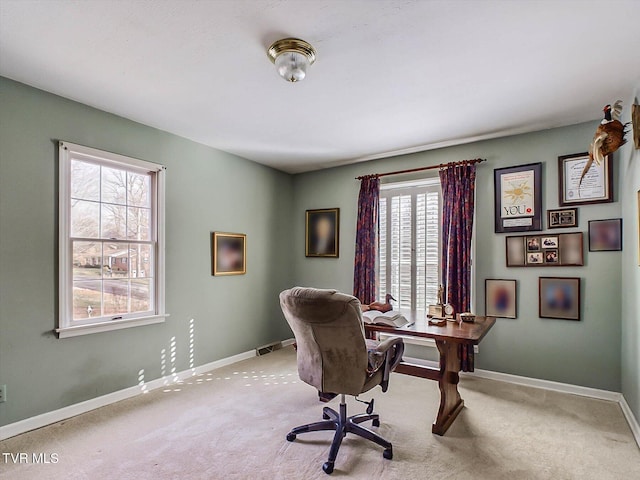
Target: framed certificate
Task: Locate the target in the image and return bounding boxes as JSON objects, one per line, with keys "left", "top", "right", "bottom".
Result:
{"left": 558, "top": 152, "right": 613, "bottom": 206}
{"left": 494, "top": 163, "right": 542, "bottom": 233}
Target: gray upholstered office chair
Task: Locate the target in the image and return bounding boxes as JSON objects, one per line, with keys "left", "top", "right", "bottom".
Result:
{"left": 279, "top": 287, "right": 405, "bottom": 475}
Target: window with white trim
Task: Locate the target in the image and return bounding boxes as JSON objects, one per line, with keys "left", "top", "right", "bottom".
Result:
{"left": 58, "top": 142, "right": 166, "bottom": 338}
{"left": 378, "top": 178, "right": 441, "bottom": 311}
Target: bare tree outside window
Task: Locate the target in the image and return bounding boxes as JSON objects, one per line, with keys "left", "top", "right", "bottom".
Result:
{"left": 70, "top": 159, "right": 153, "bottom": 320}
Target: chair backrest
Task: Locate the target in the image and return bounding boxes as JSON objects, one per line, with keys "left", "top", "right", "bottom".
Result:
{"left": 279, "top": 287, "right": 369, "bottom": 396}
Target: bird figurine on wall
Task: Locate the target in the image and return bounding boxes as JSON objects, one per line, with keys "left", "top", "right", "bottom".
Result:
{"left": 580, "top": 100, "right": 628, "bottom": 186}
{"left": 366, "top": 293, "right": 396, "bottom": 313}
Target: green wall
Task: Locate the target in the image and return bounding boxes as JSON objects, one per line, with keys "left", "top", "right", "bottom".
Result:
{"left": 619, "top": 83, "right": 640, "bottom": 420}
{"left": 0, "top": 77, "right": 294, "bottom": 426}
{"left": 292, "top": 121, "right": 623, "bottom": 392}
{"left": 1, "top": 75, "right": 637, "bottom": 428}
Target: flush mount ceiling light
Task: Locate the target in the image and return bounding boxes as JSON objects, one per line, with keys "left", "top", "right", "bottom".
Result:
{"left": 267, "top": 37, "right": 316, "bottom": 83}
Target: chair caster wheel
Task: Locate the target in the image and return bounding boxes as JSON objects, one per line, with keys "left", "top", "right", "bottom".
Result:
{"left": 383, "top": 448, "right": 393, "bottom": 460}
{"left": 323, "top": 462, "right": 334, "bottom": 474}
{"left": 286, "top": 433, "right": 296, "bottom": 442}
{"left": 372, "top": 418, "right": 380, "bottom": 427}
{"left": 366, "top": 405, "right": 374, "bottom": 415}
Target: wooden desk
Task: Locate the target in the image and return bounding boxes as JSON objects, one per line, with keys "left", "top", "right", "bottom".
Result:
{"left": 365, "top": 313, "right": 496, "bottom": 435}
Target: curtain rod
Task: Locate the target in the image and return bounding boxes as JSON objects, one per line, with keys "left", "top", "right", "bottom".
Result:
{"left": 355, "top": 158, "right": 486, "bottom": 180}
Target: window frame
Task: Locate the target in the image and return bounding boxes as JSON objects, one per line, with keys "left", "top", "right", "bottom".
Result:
{"left": 379, "top": 177, "right": 443, "bottom": 312}
{"left": 57, "top": 141, "right": 167, "bottom": 338}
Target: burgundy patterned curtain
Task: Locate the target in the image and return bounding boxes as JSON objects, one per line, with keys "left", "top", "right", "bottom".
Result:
{"left": 353, "top": 176, "right": 380, "bottom": 305}
{"left": 439, "top": 163, "right": 476, "bottom": 313}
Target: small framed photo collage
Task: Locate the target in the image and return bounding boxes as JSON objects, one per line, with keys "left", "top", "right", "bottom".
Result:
{"left": 506, "top": 233, "right": 583, "bottom": 267}
{"left": 490, "top": 153, "right": 626, "bottom": 321}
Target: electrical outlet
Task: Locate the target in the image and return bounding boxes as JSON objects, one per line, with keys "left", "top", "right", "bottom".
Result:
{"left": 0, "top": 384, "right": 6, "bottom": 403}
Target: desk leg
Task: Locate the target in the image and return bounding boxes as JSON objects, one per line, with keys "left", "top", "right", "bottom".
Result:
{"left": 432, "top": 340, "right": 464, "bottom": 436}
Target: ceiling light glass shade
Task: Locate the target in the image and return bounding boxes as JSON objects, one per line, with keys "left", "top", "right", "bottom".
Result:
{"left": 268, "top": 38, "right": 316, "bottom": 83}
{"left": 274, "top": 51, "right": 309, "bottom": 82}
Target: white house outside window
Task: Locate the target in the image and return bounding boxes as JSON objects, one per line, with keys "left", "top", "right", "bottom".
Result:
{"left": 58, "top": 142, "right": 166, "bottom": 338}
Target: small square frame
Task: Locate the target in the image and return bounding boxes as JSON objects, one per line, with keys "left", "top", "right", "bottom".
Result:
{"left": 547, "top": 208, "right": 578, "bottom": 229}
{"left": 539, "top": 277, "right": 580, "bottom": 321}
{"left": 588, "top": 218, "right": 622, "bottom": 252}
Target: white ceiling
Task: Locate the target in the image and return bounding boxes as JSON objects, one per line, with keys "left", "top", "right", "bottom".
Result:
{"left": 1, "top": 1, "right": 639, "bottom": 173}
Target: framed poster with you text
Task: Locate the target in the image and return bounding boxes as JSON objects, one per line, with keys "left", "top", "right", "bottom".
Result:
{"left": 558, "top": 152, "right": 613, "bottom": 206}
{"left": 494, "top": 163, "right": 542, "bottom": 233}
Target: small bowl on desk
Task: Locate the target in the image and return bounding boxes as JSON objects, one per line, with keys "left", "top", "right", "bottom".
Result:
{"left": 457, "top": 313, "right": 475, "bottom": 323}
{"left": 428, "top": 317, "right": 447, "bottom": 327}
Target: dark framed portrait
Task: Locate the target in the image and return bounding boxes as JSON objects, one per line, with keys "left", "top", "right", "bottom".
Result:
{"left": 539, "top": 277, "right": 580, "bottom": 321}
{"left": 588, "top": 218, "right": 622, "bottom": 252}
{"left": 494, "top": 163, "right": 543, "bottom": 233}
{"left": 211, "top": 232, "right": 246, "bottom": 275}
{"left": 305, "top": 208, "right": 339, "bottom": 257}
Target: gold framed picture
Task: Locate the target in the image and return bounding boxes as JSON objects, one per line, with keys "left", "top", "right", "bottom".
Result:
{"left": 305, "top": 208, "right": 339, "bottom": 257}
{"left": 211, "top": 232, "right": 246, "bottom": 275}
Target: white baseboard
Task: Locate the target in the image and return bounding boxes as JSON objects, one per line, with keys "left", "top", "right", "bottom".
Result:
{"left": 0, "top": 348, "right": 257, "bottom": 441}
{"left": 619, "top": 395, "right": 640, "bottom": 448}
{"left": 403, "top": 356, "right": 639, "bottom": 448}
{"left": 3, "top": 345, "right": 638, "bottom": 450}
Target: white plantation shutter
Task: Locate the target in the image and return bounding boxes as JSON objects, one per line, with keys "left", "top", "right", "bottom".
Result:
{"left": 379, "top": 179, "right": 441, "bottom": 311}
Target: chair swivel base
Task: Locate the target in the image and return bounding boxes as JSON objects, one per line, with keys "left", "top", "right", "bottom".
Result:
{"left": 286, "top": 395, "right": 393, "bottom": 475}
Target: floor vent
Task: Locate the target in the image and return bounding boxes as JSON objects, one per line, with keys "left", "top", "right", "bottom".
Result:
{"left": 256, "top": 341, "right": 283, "bottom": 356}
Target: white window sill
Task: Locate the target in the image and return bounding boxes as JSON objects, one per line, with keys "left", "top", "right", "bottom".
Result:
{"left": 56, "top": 314, "right": 168, "bottom": 338}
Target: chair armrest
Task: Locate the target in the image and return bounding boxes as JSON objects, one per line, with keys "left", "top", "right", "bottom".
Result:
{"left": 367, "top": 336, "right": 404, "bottom": 392}
{"left": 370, "top": 336, "right": 403, "bottom": 356}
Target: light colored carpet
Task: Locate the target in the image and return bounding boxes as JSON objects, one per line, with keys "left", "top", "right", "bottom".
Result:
{"left": 1, "top": 346, "right": 638, "bottom": 479}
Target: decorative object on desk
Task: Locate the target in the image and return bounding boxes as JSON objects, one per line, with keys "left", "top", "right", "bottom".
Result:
{"left": 428, "top": 284, "right": 446, "bottom": 318}
{"left": 539, "top": 277, "right": 580, "bottom": 321}
{"left": 458, "top": 313, "right": 476, "bottom": 323}
{"left": 633, "top": 103, "right": 640, "bottom": 149}
{"left": 427, "top": 304, "right": 444, "bottom": 318}
{"left": 306, "top": 208, "right": 339, "bottom": 258}
{"left": 583, "top": 101, "right": 628, "bottom": 185}
{"left": 211, "top": 232, "right": 246, "bottom": 276}
{"left": 559, "top": 152, "right": 613, "bottom": 206}
{"left": 547, "top": 208, "right": 578, "bottom": 229}
{"left": 494, "top": 163, "right": 542, "bottom": 233}
{"left": 361, "top": 310, "right": 410, "bottom": 328}
{"left": 506, "top": 232, "right": 583, "bottom": 267}
{"left": 444, "top": 304, "right": 456, "bottom": 320}
{"left": 485, "top": 279, "right": 517, "bottom": 319}
{"left": 589, "top": 218, "right": 622, "bottom": 252}
{"left": 367, "top": 293, "right": 395, "bottom": 313}
{"left": 428, "top": 318, "right": 446, "bottom": 326}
